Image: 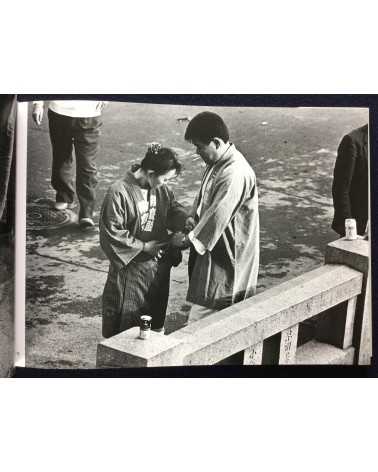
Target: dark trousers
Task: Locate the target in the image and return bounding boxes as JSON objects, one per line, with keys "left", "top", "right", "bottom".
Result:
{"left": 48, "top": 109, "right": 102, "bottom": 219}
{"left": 0, "top": 95, "right": 16, "bottom": 225}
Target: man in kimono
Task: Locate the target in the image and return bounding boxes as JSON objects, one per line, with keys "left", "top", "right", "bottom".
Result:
{"left": 172, "top": 111, "right": 260, "bottom": 322}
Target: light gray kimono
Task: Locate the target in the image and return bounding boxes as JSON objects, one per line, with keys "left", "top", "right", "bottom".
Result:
{"left": 187, "top": 144, "right": 259, "bottom": 310}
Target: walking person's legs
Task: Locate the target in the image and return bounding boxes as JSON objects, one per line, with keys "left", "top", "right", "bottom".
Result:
{"left": 73, "top": 116, "right": 101, "bottom": 226}
{"left": 48, "top": 109, "right": 76, "bottom": 209}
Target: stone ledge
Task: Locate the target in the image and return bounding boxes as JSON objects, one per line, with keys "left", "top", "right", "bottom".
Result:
{"left": 97, "top": 327, "right": 186, "bottom": 368}
{"left": 171, "top": 264, "right": 362, "bottom": 365}
{"left": 325, "top": 238, "right": 371, "bottom": 365}
{"left": 296, "top": 340, "right": 355, "bottom": 365}
{"left": 325, "top": 238, "right": 369, "bottom": 274}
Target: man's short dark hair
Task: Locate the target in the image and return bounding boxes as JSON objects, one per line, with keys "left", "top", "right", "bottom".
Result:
{"left": 184, "top": 111, "right": 229, "bottom": 144}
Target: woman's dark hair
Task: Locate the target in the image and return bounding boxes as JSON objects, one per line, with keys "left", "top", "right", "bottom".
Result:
{"left": 140, "top": 144, "right": 182, "bottom": 176}
{"left": 184, "top": 111, "right": 229, "bottom": 144}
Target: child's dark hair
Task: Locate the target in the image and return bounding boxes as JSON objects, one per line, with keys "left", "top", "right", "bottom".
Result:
{"left": 141, "top": 144, "right": 182, "bottom": 176}
{"left": 184, "top": 111, "right": 229, "bottom": 145}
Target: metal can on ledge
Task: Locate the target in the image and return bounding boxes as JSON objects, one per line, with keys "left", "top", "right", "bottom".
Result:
{"left": 345, "top": 218, "right": 357, "bottom": 240}
{"left": 139, "top": 315, "right": 152, "bottom": 340}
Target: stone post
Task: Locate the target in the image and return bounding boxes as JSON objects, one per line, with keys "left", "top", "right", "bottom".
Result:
{"left": 324, "top": 238, "right": 371, "bottom": 365}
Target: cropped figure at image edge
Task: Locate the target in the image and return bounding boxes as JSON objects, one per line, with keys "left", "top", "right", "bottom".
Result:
{"left": 32, "top": 100, "right": 107, "bottom": 230}
{"left": 332, "top": 124, "right": 369, "bottom": 237}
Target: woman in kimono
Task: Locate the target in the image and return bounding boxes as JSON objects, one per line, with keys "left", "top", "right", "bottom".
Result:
{"left": 99, "top": 144, "right": 188, "bottom": 338}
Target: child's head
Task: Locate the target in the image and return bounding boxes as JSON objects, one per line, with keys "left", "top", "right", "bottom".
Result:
{"left": 140, "top": 144, "right": 182, "bottom": 188}
{"left": 184, "top": 112, "right": 230, "bottom": 165}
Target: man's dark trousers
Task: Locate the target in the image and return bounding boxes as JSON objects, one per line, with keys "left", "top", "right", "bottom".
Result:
{"left": 48, "top": 109, "right": 102, "bottom": 219}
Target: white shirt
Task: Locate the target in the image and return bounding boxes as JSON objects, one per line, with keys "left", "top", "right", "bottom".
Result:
{"left": 196, "top": 165, "right": 215, "bottom": 218}
{"left": 188, "top": 144, "right": 234, "bottom": 256}
{"left": 33, "top": 100, "right": 106, "bottom": 118}
{"left": 188, "top": 165, "right": 216, "bottom": 256}
{"left": 138, "top": 189, "right": 149, "bottom": 223}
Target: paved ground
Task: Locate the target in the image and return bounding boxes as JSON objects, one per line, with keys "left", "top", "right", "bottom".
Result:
{"left": 24, "top": 103, "right": 368, "bottom": 369}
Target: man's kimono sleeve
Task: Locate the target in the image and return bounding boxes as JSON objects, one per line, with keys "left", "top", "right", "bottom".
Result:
{"left": 99, "top": 187, "right": 144, "bottom": 268}
{"left": 193, "top": 168, "right": 253, "bottom": 251}
{"left": 166, "top": 188, "right": 189, "bottom": 232}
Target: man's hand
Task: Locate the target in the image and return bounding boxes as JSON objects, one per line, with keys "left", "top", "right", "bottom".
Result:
{"left": 171, "top": 232, "right": 190, "bottom": 249}
{"left": 143, "top": 240, "right": 167, "bottom": 257}
{"left": 32, "top": 104, "right": 44, "bottom": 126}
{"left": 184, "top": 217, "right": 196, "bottom": 233}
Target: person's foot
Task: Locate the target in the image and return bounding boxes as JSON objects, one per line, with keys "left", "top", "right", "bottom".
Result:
{"left": 54, "top": 202, "right": 76, "bottom": 211}
{"left": 79, "top": 217, "right": 95, "bottom": 231}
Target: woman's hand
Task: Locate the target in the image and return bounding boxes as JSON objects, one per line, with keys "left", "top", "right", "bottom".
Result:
{"left": 143, "top": 240, "right": 167, "bottom": 257}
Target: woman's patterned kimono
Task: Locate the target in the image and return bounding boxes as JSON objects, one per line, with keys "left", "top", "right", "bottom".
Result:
{"left": 99, "top": 172, "right": 187, "bottom": 338}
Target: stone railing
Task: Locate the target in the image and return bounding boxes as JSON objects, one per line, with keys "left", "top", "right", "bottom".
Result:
{"left": 96, "top": 239, "right": 371, "bottom": 367}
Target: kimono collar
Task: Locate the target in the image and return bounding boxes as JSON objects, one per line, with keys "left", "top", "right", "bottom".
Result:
{"left": 125, "top": 170, "right": 150, "bottom": 189}
{"left": 211, "top": 143, "right": 235, "bottom": 170}
{"left": 124, "top": 171, "right": 139, "bottom": 186}
{"left": 124, "top": 171, "right": 156, "bottom": 200}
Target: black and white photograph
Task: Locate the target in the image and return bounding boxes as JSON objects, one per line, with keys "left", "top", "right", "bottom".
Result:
{"left": 17, "top": 98, "right": 371, "bottom": 370}
{"left": 1, "top": 4, "right": 378, "bottom": 472}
